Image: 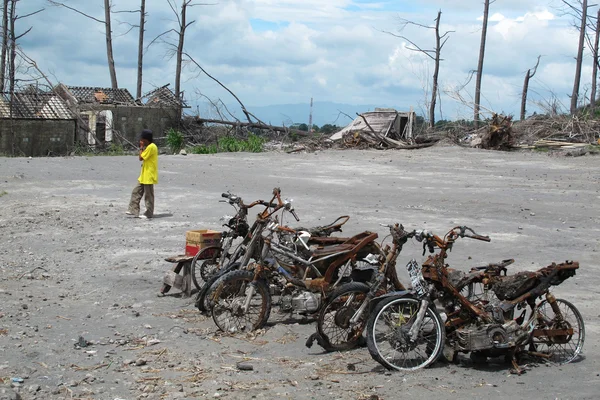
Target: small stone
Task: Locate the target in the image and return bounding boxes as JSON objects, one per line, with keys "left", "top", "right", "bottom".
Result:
{"left": 135, "top": 358, "right": 147, "bottom": 366}
{"left": 68, "top": 380, "right": 78, "bottom": 387}
{"left": 27, "top": 384, "right": 41, "bottom": 393}
{"left": 236, "top": 362, "right": 253, "bottom": 371}
{"left": 21, "top": 304, "right": 28, "bottom": 310}
{"left": 213, "top": 393, "right": 221, "bottom": 398}
{"left": 309, "top": 375, "right": 319, "bottom": 380}
{"left": 123, "top": 359, "right": 133, "bottom": 365}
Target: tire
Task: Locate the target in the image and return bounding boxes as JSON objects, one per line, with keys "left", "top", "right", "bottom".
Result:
{"left": 529, "top": 298, "right": 585, "bottom": 364}
{"left": 195, "top": 274, "right": 220, "bottom": 313}
{"left": 195, "top": 262, "right": 241, "bottom": 313}
{"left": 316, "top": 282, "right": 370, "bottom": 351}
{"left": 366, "top": 296, "right": 445, "bottom": 371}
{"left": 211, "top": 270, "right": 271, "bottom": 333}
{"left": 191, "top": 246, "right": 223, "bottom": 290}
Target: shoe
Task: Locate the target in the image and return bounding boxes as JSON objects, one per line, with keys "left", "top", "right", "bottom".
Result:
{"left": 139, "top": 215, "right": 148, "bottom": 219}
{"left": 125, "top": 211, "right": 133, "bottom": 215}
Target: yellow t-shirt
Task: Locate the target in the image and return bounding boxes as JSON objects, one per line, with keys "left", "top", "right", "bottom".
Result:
{"left": 138, "top": 143, "right": 158, "bottom": 184}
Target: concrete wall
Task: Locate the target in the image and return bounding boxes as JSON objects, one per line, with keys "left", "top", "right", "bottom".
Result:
{"left": 0, "top": 119, "right": 76, "bottom": 156}
{"left": 79, "top": 105, "right": 180, "bottom": 144}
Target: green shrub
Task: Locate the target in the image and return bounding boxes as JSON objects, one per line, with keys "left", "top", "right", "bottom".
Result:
{"left": 190, "top": 144, "right": 218, "bottom": 154}
{"left": 166, "top": 128, "right": 184, "bottom": 153}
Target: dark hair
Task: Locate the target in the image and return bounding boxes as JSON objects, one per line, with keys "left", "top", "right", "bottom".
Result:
{"left": 140, "top": 129, "right": 153, "bottom": 143}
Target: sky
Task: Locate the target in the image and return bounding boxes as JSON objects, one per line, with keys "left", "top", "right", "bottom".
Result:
{"left": 12, "top": 0, "right": 592, "bottom": 125}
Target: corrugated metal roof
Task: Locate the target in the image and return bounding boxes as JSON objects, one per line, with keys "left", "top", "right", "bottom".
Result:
{"left": 142, "top": 84, "right": 186, "bottom": 108}
{"left": 0, "top": 92, "right": 76, "bottom": 120}
{"left": 66, "top": 86, "right": 135, "bottom": 104}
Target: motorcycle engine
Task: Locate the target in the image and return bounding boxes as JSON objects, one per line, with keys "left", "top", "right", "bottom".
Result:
{"left": 454, "top": 320, "right": 523, "bottom": 352}
{"left": 280, "top": 290, "right": 321, "bottom": 314}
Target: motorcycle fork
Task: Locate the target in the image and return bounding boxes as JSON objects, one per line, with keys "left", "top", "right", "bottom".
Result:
{"left": 545, "top": 292, "right": 565, "bottom": 322}
{"left": 408, "top": 299, "right": 430, "bottom": 342}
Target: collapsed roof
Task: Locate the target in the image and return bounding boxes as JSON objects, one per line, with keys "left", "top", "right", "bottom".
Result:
{"left": 330, "top": 108, "right": 414, "bottom": 141}
{"left": 63, "top": 85, "right": 135, "bottom": 105}
{"left": 0, "top": 92, "right": 75, "bottom": 120}
{"left": 141, "top": 84, "right": 187, "bottom": 108}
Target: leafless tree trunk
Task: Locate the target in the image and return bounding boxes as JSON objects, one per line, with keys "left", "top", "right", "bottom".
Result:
{"left": 382, "top": 10, "right": 453, "bottom": 129}
{"left": 474, "top": 0, "right": 491, "bottom": 129}
{"left": 136, "top": 0, "right": 145, "bottom": 99}
{"left": 570, "top": 0, "right": 588, "bottom": 114}
{"left": 175, "top": 0, "right": 192, "bottom": 103}
{"left": 0, "top": 0, "right": 9, "bottom": 92}
{"left": 521, "top": 56, "right": 541, "bottom": 121}
{"left": 590, "top": 9, "right": 600, "bottom": 109}
{"left": 430, "top": 11, "right": 443, "bottom": 129}
{"left": 8, "top": 0, "right": 15, "bottom": 95}
{"left": 104, "top": 0, "right": 117, "bottom": 89}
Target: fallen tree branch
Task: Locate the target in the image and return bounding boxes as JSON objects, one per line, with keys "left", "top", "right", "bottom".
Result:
{"left": 193, "top": 117, "right": 311, "bottom": 136}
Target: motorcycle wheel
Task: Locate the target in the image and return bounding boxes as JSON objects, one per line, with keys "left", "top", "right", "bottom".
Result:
{"left": 195, "top": 262, "right": 241, "bottom": 313}
{"left": 190, "top": 246, "right": 224, "bottom": 290}
{"left": 366, "top": 296, "right": 445, "bottom": 371}
{"left": 211, "top": 270, "right": 271, "bottom": 333}
{"left": 316, "top": 282, "right": 370, "bottom": 351}
{"left": 529, "top": 298, "right": 585, "bottom": 364}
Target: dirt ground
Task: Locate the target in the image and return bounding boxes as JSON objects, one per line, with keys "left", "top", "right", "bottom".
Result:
{"left": 0, "top": 146, "right": 599, "bottom": 400}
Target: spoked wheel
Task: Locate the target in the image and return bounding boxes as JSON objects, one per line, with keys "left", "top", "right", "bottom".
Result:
{"left": 366, "top": 296, "right": 445, "bottom": 371}
{"left": 317, "top": 282, "right": 370, "bottom": 351}
{"left": 211, "top": 270, "right": 271, "bottom": 333}
{"left": 191, "top": 247, "right": 224, "bottom": 290}
{"left": 529, "top": 298, "right": 585, "bottom": 364}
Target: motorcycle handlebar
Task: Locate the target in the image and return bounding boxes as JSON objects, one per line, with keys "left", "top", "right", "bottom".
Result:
{"left": 466, "top": 233, "right": 491, "bottom": 242}
{"left": 290, "top": 209, "right": 300, "bottom": 222}
{"left": 221, "top": 193, "right": 230, "bottom": 198}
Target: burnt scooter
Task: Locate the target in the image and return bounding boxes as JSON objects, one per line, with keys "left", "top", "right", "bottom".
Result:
{"left": 366, "top": 226, "right": 585, "bottom": 373}
{"left": 210, "top": 212, "right": 382, "bottom": 333}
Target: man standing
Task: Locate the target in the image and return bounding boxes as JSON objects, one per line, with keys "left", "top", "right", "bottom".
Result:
{"left": 127, "top": 129, "right": 158, "bottom": 219}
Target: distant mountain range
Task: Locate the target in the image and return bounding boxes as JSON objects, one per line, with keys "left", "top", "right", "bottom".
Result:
{"left": 239, "top": 101, "right": 412, "bottom": 128}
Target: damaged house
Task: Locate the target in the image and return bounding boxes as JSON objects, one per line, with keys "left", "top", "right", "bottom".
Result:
{"left": 55, "top": 84, "right": 183, "bottom": 146}
{"left": 330, "top": 108, "right": 416, "bottom": 148}
{"left": 0, "top": 90, "right": 77, "bottom": 156}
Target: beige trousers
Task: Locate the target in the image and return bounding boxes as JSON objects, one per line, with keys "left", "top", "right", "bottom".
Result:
{"left": 128, "top": 182, "right": 154, "bottom": 217}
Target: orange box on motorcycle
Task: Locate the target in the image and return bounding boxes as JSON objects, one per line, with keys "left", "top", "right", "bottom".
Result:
{"left": 185, "top": 229, "right": 221, "bottom": 258}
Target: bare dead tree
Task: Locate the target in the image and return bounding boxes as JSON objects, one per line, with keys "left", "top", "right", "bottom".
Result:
{"left": 6, "top": 0, "right": 43, "bottom": 94}
{"left": 103, "top": 0, "right": 117, "bottom": 89}
{"left": 560, "top": 0, "right": 594, "bottom": 114}
{"left": 47, "top": 0, "right": 118, "bottom": 89}
{"left": 474, "top": 0, "right": 492, "bottom": 129}
{"left": 136, "top": 0, "right": 145, "bottom": 99}
{"left": 521, "top": 56, "right": 541, "bottom": 121}
{"left": 0, "top": 0, "right": 9, "bottom": 92}
{"left": 590, "top": 9, "right": 600, "bottom": 108}
{"left": 383, "top": 10, "right": 453, "bottom": 129}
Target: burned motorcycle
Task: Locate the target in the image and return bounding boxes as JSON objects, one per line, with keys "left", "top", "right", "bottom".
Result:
{"left": 210, "top": 216, "right": 382, "bottom": 333}
{"left": 366, "top": 226, "right": 585, "bottom": 372}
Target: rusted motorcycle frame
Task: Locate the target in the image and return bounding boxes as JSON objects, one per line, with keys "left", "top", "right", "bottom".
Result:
{"left": 306, "top": 223, "right": 409, "bottom": 351}
{"left": 366, "top": 226, "right": 585, "bottom": 373}
{"left": 210, "top": 216, "right": 382, "bottom": 333}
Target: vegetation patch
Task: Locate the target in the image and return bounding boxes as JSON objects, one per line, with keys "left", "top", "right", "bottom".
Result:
{"left": 190, "top": 134, "right": 266, "bottom": 154}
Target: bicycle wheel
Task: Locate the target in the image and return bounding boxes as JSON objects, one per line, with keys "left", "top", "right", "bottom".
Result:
{"left": 529, "top": 298, "right": 585, "bottom": 364}
{"left": 191, "top": 247, "right": 223, "bottom": 290}
{"left": 211, "top": 270, "right": 271, "bottom": 333}
{"left": 317, "top": 282, "right": 370, "bottom": 351}
{"left": 366, "top": 296, "right": 445, "bottom": 371}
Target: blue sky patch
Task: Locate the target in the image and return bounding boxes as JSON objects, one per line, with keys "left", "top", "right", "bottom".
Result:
{"left": 250, "top": 18, "right": 289, "bottom": 32}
